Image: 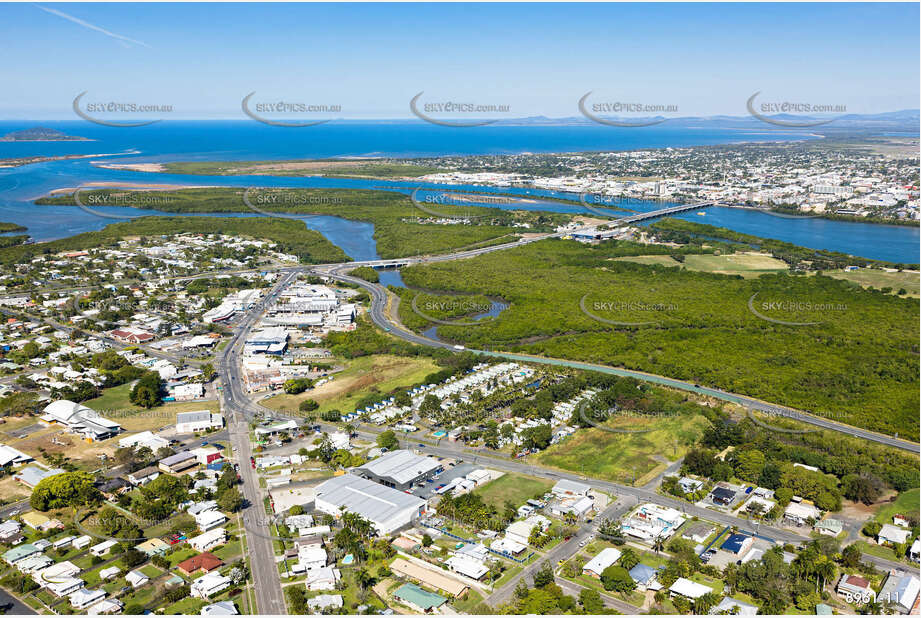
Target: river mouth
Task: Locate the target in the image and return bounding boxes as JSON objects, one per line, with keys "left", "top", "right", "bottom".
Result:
{"left": 3, "top": 153, "right": 919, "bottom": 264}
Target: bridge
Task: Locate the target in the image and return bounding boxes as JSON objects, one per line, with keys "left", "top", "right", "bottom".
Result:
{"left": 613, "top": 200, "right": 717, "bottom": 225}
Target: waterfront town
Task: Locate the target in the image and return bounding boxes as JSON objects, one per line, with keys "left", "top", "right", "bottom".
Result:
{"left": 408, "top": 141, "right": 920, "bottom": 222}
{"left": 0, "top": 222, "right": 915, "bottom": 616}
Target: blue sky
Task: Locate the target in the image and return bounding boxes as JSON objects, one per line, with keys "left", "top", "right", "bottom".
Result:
{"left": 1, "top": 2, "right": 917, "bottom": 119}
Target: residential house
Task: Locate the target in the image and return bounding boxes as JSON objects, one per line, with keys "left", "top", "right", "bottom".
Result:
{"left": 878, "top": 572, "right": 920, "bottom": 614}
{"left": 879, "top": 524, "right": 911, "bottom": 546}
{"left": 837, "top": 574, "right": 875, "bottom": 601}
{"left": 393, "top": 583, "right": 447, "bottom": 613}
{"left": 177, "top": 552, "right": 223, "bottom": 576}
{"left": 305, "top": 566, "right": 341, "bottom": 591}
{"left": 670, "top": 577, "right": 713, "bottom": 600}
{"left": 190, "top": 572, "right": 231, "bottom": 598}
{"left": 189, "top": 528, "right": 227, "bottom": 552}
{"left": 126, "top": 570, "right": 149, "bottom": 588}
{"left": 583, "top": 547, "right": 622, "bottom": 578}
{"left": 70, "top": 588, "right": 106, "bottom": 610}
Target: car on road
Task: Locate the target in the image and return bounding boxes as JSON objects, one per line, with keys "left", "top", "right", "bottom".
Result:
{"left": 453, "top": 345, "right": 465, "bottom": 350}
{"left": 418, "top": 443, "right": 425, "bottom": 448}
{"left": 578, "top": 540, "right": 586, "bottom": 547}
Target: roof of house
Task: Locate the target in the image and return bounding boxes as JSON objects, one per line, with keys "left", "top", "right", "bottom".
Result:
{"left": 390, "top": 558, "right": 468, "bottom": 597}
{"left": 721, "top": 533, "right": 752, "bottom": 553}
{"left": 130, "top": 466, "right": 159, "bottom": 479}
{"left": 200, "top": 601, "right": 238, "bottom": 616}
{"left": 15, "top": 466, "right": 65, "bottom": 487}
{"left": 670, "top": 577, "right": 712, "bottom": 599}
{"left": 879, "top": 523, "right": 911, "bottom": 544}
{"left": 839, "top": 574, "right": 872, "bottom": 590}
{"left": 2, "top": 543, "right": 39, "bottom": 563}
{"left": 583, "top": 547, "right": 622, "bottom": 575}
{"left": 629, "top": 563, "right": 658, "bottom": 584}
{"left": 394, "top": 583, "right": 447, "bottom": 610}
{"left": 713, "top": 597, "right": 759, "bottom": 615}
{"left": 178, "top": 552, "right": 223, "bottom": 574}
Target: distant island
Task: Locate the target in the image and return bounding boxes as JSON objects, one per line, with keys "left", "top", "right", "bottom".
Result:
{"left": 0, "top": 126, "right": 91, "bottom": 142}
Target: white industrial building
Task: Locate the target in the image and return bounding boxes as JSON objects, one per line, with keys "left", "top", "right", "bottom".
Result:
{"left": 355, "top": 450, "right": 442, "bottom": 491}
{"left": 313, "top": 474, "right": 427, "bottom": 535}
{"left": 176, "top": 411, "right": 224, "bottom": 434}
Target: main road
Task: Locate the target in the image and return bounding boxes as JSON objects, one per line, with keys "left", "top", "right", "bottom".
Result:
{"left": 216, "top": 269, "right": 299, "bottom": 615}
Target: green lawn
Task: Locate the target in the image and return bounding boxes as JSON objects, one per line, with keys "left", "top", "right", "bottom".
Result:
{"left": 265, "top": 354, "right": 439, "bottom": 416}
{"left": 162, "top": 597, "right": 208, "bottom": 615}
{"left": 872, "top": 488, "right": 920, "bottom": 524}
{"left": 826, "top": 268, "right": 920, "bottom": 297}
{"left": 538, "top": 413, "right": 711, "bottom": 484}
{"left": 84, "top": 383, "right": 220, "bottom": 432}
{"left": 472, "top": 472, "right": 554, "bottom": 510}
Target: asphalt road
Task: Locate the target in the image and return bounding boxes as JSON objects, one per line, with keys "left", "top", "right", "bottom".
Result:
{"left": 216, "top": 270, "right": 299, "bottom": 615}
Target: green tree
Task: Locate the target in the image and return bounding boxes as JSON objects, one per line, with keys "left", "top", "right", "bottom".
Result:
{"left": 30, "top": 471, "right": 101, "bottom": 511}
{"left": 376, "top": 430, "right": 400, "bottom": 452}
{"left": 600, "top": 565, "right": 636, "bottom": 593}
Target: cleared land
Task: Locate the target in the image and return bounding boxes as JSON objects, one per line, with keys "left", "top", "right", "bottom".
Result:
{"left": 537, "top": 413, "right": 712, "bottom": 484}
{"left": 825, "top": 268, "right": 920, "bottom": 297}
{"left": 615, "top": 252, "right": 789, "bottom": 277}
{"left": 472, "top": 472, "right": 554, "bottom": 510}
{"left": 265, "top": 354, "right": 438, "bottom": 415}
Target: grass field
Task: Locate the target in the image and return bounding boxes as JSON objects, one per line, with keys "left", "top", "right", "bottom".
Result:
{"left": 613, "top": 255, "right": 682, "bottom": 267}
{"left": 871, "top": 488, "right": 920, "bottom": 524}
{"left": 84, "top": 382, "right": 220, "bottom": 431}
{"left": 825, "top": 268, "right": 920, "bottom": 297}
{"left": 614, "top": 252, "right": 789, "bottom": 278}
{"left": 537, "top": 413, "right": 712, "bottom": 484}
{"left": 472, "top": 472, "right": 553, "bottom": 510}
{"left": 264, "top": 354, "right": 438, "bottom": 415}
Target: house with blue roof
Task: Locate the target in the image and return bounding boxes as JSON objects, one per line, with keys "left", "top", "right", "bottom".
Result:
{"left": 721, "top": 533, "right": 754, "bottom": 556}
{"left": 628, "top": 563, "right": 661, "bottom": 591}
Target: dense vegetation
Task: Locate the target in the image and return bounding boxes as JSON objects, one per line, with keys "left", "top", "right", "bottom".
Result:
{"left": 397, "top": 238, "right": 919, "bottom": 437}
{"left": 36, "top": 187, "right": 570, "bottom": 258}
{"left": 0, "top": 213, "right": 348, "bottom": 265}
{"left": 0, "top": 221, "right": 26, "bottom": 232}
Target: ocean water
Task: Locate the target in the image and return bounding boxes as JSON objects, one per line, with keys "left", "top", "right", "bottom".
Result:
{"left": 0, "top": 120, "right": 917, "bottom": 263}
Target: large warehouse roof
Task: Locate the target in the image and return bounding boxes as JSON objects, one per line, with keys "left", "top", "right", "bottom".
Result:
{"left": 357, "top": 450, "right": 441, "bottom": 485}
{"left": 315, "top": 474, "right": 425, "bottom": 523}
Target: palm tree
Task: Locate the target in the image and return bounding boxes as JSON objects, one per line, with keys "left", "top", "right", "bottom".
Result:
{"left": 653, "top": 536, "right": 665, "bottom": 555}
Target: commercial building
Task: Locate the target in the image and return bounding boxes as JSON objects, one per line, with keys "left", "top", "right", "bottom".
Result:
{"left": 176, "top": 411, "right": 224, "bottom": 434}
{"left": 40, "top": 400, "right": 122, "bottom": 441}
{"left": 314, "top": 474, "right": 426, "bottom": 535}
{"left": 551, "top": 479, "right": 591, "bottom": 498}
{"left": 355, "top": 450, "right": 442, "bottom": 491}
{"left": 159, "top": 451, "right": 198, "bottom": 473}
